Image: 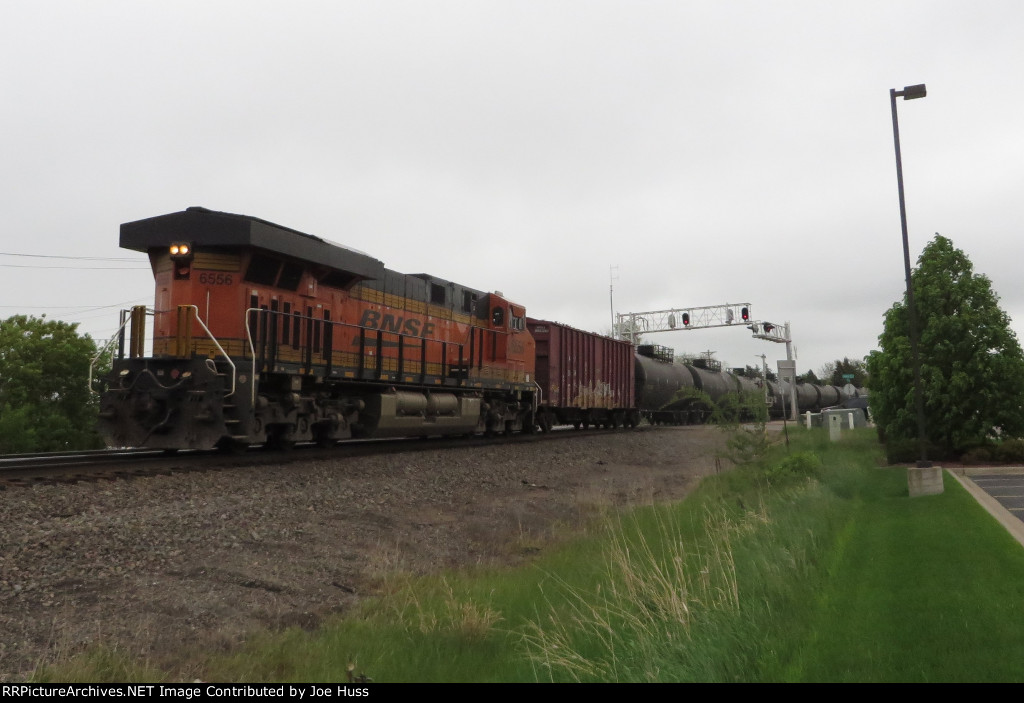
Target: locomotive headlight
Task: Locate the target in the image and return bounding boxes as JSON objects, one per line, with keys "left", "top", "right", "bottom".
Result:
{"left": 169, "top": 243, "right": 192, "bottom": 258}
{"left": 170, "top": 242, "right": 194, "bottom": 279}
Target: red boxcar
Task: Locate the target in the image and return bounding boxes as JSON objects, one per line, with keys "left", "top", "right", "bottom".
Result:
{"left": 526, "top": 318, "right": 638, "bottom": 430}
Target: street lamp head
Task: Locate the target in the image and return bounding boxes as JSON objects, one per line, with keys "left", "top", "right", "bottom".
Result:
{"left": 897, "top": 83, "right": 927, "bottom": 100}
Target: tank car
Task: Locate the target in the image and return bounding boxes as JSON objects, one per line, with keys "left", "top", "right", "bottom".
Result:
{"left": 634, "top": 345, "right": 869, "bottom": 423}
{"left": 634, "top": 348, "right": 770, "bottom": 424}
{"left": 633, "top": 347, "right": 701, "bottom": 424}
{"left": 92, "top": 207, "right": 538, "bottom": 450}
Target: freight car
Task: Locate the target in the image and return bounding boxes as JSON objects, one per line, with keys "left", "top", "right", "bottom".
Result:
{"left": 94, "top": 207, "right": 539, "bottom": 450}
{"left": 633, "top": 344, "right": 868, "bottom": 424}
{"left": 527, "top": 318, "right": 640, "bottom": 431}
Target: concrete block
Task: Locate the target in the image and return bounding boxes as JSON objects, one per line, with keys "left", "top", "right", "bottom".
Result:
{"left": 908, "top": 466, "right": 944, "bottom": 497}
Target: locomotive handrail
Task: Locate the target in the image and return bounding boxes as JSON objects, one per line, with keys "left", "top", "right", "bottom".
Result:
{"left": 187, "top": 305, "right": 236, "bottom": 399}
{"left": 243, "top": 307, "right": 260, "bottom": 405}
{"left": 88, "top": 312, "right": 135, "bottom": 396}
{"left": 244, "top": 307, "right": 478, "bottom": 394}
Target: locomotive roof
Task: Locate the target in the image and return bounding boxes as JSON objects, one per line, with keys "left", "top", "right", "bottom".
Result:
{"left": 120, "top": 207, "right": 385, "bottom": 280}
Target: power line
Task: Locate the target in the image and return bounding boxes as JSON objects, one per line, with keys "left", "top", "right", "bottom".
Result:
{"left": 0, "top": 251, "right": 139, "bottom": 261}
{"left": 0, "top": 263, "right": 149, "bottom": 270}
{"left": 0, "top": 299, "right": 149, "bottom": 312}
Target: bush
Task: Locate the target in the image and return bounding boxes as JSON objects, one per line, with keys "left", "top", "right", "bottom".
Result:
{"left": 960, "top": 445, "right": 995, "bottom": 465}
{"left": 764, "top": 451, "right": 822, "bottom": 484}
{"left": 995, "top": 438, "right": 1024, "bottom": 464}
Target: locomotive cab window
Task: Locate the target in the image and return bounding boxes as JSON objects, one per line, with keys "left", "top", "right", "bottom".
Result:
{"left": 277, "top": 261, "right": 304, "bottom": 291}
{"left": 431, "top": 283, "right": 446, "bottom": 306}
{"left": 318, "top": 270, "right": 360, "bottom": 290}
{"left": 244, "top": 253, "right": 281, "bottom": 286}
{"left": 491, "top": 306, "right": 505, "bottom": 327}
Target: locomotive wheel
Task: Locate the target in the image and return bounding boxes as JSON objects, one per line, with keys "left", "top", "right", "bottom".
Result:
{"left": 268, "top": 437, "right": 295, "bottom": 452}
{"left": 267, "top": 425, "right": 296, "bottom": 451}
{"left": 217, "top": 437, "right": 250, "bottom": 454}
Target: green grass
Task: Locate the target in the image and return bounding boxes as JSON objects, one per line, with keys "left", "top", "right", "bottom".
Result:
{"left": 32, "top": 427, "right": 1024, "bottom": 682}
{"left": 778, "top": 469, "right": 1024, "bottom": 682}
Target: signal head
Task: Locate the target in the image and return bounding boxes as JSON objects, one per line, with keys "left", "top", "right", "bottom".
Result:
{"left": 682, "top": 312, "right": 690, "bottom": 326}
{"left": 741, "top": 306, "right": 749, "bottom": 321}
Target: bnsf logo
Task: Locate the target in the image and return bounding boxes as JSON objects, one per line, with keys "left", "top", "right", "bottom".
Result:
{"left": 359, "top": 310, "right": 437, "bottom": 338}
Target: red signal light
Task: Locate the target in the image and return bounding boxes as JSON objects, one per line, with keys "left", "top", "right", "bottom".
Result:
{"left": 682, "top": 312, "right": 690, "bottom": 326}
{"left": 741, "top": 307, "right": 749, "bottom": 321}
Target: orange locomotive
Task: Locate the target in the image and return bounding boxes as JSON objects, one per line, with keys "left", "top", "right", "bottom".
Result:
{"left": 95, "top": 207, "right": 538, "bottom": 450}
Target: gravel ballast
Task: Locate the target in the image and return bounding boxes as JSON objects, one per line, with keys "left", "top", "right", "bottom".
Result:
{"left": 0, "top": 425, "right": 727, "bottom": 680}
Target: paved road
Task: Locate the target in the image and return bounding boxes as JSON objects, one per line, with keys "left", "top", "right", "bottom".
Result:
{"left": 968, "top": 472, "right": 1024, "bottom": 518}
{"left": 949, "top": 468, "right": 1024, "bottom": 548}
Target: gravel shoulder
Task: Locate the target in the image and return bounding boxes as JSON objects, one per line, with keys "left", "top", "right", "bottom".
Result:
{"left": 0, "top": 425, "right": 728, "bottom": 681}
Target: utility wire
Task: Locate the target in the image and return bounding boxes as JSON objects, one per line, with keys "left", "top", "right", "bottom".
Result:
{"left": 0, "top": 251, "right": 139, "bottom": 261}
{"left": 0, "top": 263, "right": 149, "bottom": 269}
{"left": 0, "top": 299, "right": 148, "bottom": 313}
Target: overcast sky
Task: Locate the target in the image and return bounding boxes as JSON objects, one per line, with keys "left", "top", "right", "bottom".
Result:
{"left": 3, "top": 1, "right": 1022, "bottom": 376}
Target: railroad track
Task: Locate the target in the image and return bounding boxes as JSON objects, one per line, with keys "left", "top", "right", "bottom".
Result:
{"left": 0, "top": 425, "right": 652, "bottom": 489}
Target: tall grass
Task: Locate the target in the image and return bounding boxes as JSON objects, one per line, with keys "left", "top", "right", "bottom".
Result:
{"left": 520, "top": 435, "right": 855, "bottom": 681}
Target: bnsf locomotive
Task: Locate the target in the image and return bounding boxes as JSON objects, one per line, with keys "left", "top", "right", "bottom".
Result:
{"left": 93, "top": 207, "right": 866, "bottom": 451}
{"left": 95, "top": 207, "right": 540, "bottom": 450}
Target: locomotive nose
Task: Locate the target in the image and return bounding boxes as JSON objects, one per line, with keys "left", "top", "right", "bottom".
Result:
{"left": 131, "top": 393, "right": 159, "bottom": 418}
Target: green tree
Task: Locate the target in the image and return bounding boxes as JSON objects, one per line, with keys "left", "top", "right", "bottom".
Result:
{"left": 818, "top": 357, "right": 869, "bottom": 387}
{"left": 0, "top": 315, "right": 104, "bottom": 453}
{"left": 867, "top": 235, "right": 1024, "bottom": 458}
{"left": 796, "top": 369, "right": 819, "bottom": 385}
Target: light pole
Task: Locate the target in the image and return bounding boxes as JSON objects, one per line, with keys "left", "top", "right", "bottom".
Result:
{"left": 890, "top": 83, "right": 931, "bottom": 468}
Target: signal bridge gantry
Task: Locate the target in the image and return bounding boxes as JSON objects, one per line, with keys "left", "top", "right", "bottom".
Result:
{"left": 616, "top": 303, "right": 754, "bottom": 342}
{"left": 746, "top": 320, "right": 792, "bottom": 345}
{"left": 616, "top": 303, "right": 793, "bottom": 353}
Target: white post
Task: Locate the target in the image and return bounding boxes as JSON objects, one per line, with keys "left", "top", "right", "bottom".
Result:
{"left": 785, "top": 323, "right": 798, "bottom": 420}
{"left": 829, "top": 414, "right": 842, "bottom": 442}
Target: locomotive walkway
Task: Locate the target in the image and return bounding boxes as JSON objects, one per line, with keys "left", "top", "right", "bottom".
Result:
{"left": 949, "top": 467, "right": 1024, "bottom": 548}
